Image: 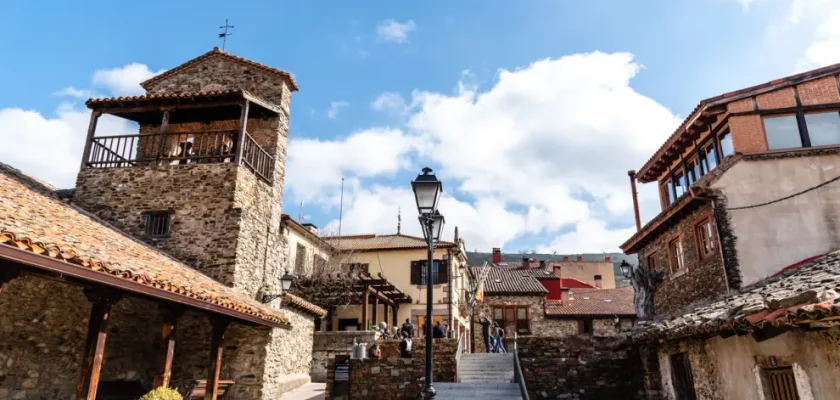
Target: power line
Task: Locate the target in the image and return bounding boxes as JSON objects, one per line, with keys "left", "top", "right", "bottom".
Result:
{"left": 727, "top": 173, "right": 840, "bottom": 211}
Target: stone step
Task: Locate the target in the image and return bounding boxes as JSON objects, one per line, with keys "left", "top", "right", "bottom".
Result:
{"left": 458, "top": 378, "right": 515, "bottom": 383}
{"left": 458, "top": 366, "right": 514, "bottom": 370}
{"left": 436, "top": 383, "right": 520, "bottom": 390}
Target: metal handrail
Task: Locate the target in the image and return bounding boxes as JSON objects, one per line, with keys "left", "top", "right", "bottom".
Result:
{"left": 455, "top": 333, "right": 465, "bottom": 383}
{"left": 512, "top": 333, "right": 530, "bottom": 400}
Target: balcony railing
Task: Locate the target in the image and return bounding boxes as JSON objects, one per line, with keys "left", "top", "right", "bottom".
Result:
{"left": 84, "top": 129, "right": 273, "bottom": 183}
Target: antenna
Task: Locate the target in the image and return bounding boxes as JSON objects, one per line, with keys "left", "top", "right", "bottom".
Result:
{"left": 397, "top": 207, "right": 402, "bottom": 234}
{"left": 218, "top": 18, "right": 234, "bottom": 50}
{"left": 338, "top": 178, "right": 345, "bottom": 237}
{"left": 298, "top": 201, "right": 304, "bottom": 222}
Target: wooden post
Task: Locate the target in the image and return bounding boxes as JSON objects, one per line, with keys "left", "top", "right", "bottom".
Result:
{"left": 77, "top": 289, "right": 120, "bottom": 400}
{"left": 79, "top": 111, "right": 102, "bottom": 171}
{"left": 361, "top": 289, "right": 369, "bottom": 331}
{"left": 156, "top": 109, "right": 171, "bottom": 164}
{"left": 234, "top": 101, "right": 250, "bottom": 165}
{"left": 628, "top": 170, "right": 642, "bottom": 232}
{"left": 207, "top": 317, "right": 230, "bottom": 400}
{"left": 372, "top": 292, "right": 378, "bottom": 327}
{"left": 383, "top": 301, "right": 389, "bottom": 330}
{"left": 392, "top": 304, "right": 399, "bottom": 328}
{"left": 327, "top": 307, "right": 335, "bottom": 332}
{"left": 153, "top": 307, "right": 184, "bottom": 389}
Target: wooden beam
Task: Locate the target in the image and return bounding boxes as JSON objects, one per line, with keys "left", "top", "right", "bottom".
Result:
{"left": 153, "top": 306, "right": 185, "bottom": 389}
{"left": 372, "top": 294, "right": 378, "bottom": 326}
{"left": 392, "top": 304, "right": 398, "bottom": 328}
{"left": 79, "top": 111, "right": 102, "bottom": 171}
{"left": 76, "top": 288, "right": 121, "bottom": 400}
{"left": 383, "top": 302, "right": 389, "bottom": 330}
{"left": 234, "top": 101, "right": 250, "bottom": 165}
{"left": 156, "top": 109, "right": 171, "bottom": 164}
{"left": 207, "top": 317, "right": 231, "bottom": 400}
{"left": 361, "top": 288, "right": 369, "bottom": 330}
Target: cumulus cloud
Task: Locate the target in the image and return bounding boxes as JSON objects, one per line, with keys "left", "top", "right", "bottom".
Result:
{"left": 286, "top": 51, "right": 680, "bottom": 253}
{"left": 371, "top": 92, "right": 407, "bottom": 114}
{"left": 376, "top": 19, "right": 417, "bottom": 44}
{"left": 800, "top": 8, "right": 840, "bottom": 68}
{"left": 92, "top": 63, "right": 165, "bottom": 96}
{"left": 327, "top": 101, "right": 349, "bottom": 119}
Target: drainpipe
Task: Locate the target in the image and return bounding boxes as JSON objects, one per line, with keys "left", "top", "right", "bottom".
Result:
{"left": 628, "top": 170, "right": 642, "bottom": 232}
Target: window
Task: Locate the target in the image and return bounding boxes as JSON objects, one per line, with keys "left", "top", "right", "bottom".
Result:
{"left": 704, "top": 143, "right": 717, "bottom": 171}
{"left": 804, "top": 111, "right": 840, "bottom": 147}
{"left": 668, "top": 237, "right": 685, "bottom": 273}
{"left": 695, "top": 217, "right": 717, "bottom": 259}
{"left": 145, "top": 212, "right": 171, "bottom": 237}
{"left": 295, "top": 244, "right": 307, "bottom": 274}
{"left": 764, "top": 115, "right": 803, "bottom": 150}
{"left": 670, "top": 353, "right": 697, "bottom": 400}
{"left": 411, "top": 260, "right": 449, "bottom": 285}
{"left": 341, "top": 263, "right": 369, "bottom": 275}
{"left": 647, "top": 252, "right": 658, "bottom": 271}
{"left": 492, "top": 306, "right": 530, "bottom": 334}
{"left": 663, "top": 180, "right": 676, "bottom": 206}
{"left": 686, "top": 160, "right": 697, "bottom": 185}
{"left": 314, "top": 255, "right": 327, "bottom": 272}
{"left": 673, "top": 172, "right": 686, "bottom": 198}
{"left": 578, "top": 319, "right": 593, "bottom": 335}
{"left": 720, "top": 129, "right": 734, "bottom": 158}
{"left": 764, "top": 367, "right": 800, "bottom": 400}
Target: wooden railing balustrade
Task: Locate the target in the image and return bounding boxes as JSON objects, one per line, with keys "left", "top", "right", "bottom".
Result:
{"left": 240, "top": 134, "right": 273, "bottom": 182}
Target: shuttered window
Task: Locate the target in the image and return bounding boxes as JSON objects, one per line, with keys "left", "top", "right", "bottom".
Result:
{"left": 410, "top": 260, "right": 449, "bottom": 285}
{"left": 765, "top": 367, "right": 800, "bottom": 400}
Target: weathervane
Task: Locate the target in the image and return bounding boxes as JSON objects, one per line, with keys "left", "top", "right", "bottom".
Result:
{"left": 218, "top": 18, "right": 234, "bottom": 50}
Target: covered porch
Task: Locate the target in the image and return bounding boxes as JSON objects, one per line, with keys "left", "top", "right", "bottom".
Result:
{"left": 320, "top": 273, "right": 412, "bottom": 333}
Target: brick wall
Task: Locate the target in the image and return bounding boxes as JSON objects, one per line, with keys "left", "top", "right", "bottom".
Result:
{"left": 518, "top": 336, "right": 646, "bottom": 400}
{"left": 325, "top": 338, "right": 458, "bottom": 400}
{"left": 797, "top": 76, "right": 840, "bottom": 105}
{"left": 639, "top": 203, "right": 729, "bottom": 319}
{"left": 755, "top": 86, "right": 797, "bottom": 109}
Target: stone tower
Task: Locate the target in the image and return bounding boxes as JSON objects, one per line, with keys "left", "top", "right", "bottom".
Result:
{"left": 73, "top": 48, "right": 298, "bottom": 298}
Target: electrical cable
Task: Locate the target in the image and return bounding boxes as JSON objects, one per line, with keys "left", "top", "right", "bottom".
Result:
{"left": 726, "top": 173, "right": 840, "bottom": 211}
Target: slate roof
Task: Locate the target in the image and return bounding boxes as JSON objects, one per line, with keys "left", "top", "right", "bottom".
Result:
{"left": 545, "top": 288, "right": 636, "bottom": 317}
{"left": 140, "top": 47, "right": 299, "bottom": 91}
{"left": 636, "top": 251, "right": 840, "bottom": 342}
{"left": 471, "top": 265, "right": 548, "bottom": 295}
{"left": 0, "top": 162, "right": 323, "bottom": 326}
{"left": 499, "top": 264, "right": 559, "bottom": 280}
{"left": 326, "top": 234, "right": 456, "bottom": 252}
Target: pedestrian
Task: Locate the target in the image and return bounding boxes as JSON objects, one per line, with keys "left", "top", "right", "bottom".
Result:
{"left": 493, "top": 321, "right": 506, "bottom": 353}
{"left": 368, "top": 342, "right": 382, "bottom": 359}
{"left": 433, "top": 320, "right": 445, "bottom": 339}
{"left": 479, "top": 316, "right": 492, "bottom": 353}
{"left": 400, "top": 318, "right": 415, "bottom": 338}
{"left": 399, "top": 331, "right": 413, "bottom": 358}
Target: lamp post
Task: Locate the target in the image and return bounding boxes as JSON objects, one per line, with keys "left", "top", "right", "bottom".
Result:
{"left": 411, "top": 167, "right": 444, "bottom": 399}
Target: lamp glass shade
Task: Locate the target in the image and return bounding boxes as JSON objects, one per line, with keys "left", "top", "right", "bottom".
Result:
{"left": 431, "top": 212, "right": 445, "bottom": 243}
{"left": 281, "top": 271, "right": 295, "bottom": 290}
{"left": 411, "top": 168, "right": 442, "bottom": 215}
{"left": 619, "top": 261, "right": 632, "bottom": 278}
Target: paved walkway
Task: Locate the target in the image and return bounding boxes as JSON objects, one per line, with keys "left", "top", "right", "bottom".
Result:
{"left": 279, "top": 383, "right": 326, "bottom": 400}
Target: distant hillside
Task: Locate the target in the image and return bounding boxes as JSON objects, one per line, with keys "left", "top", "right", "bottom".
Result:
{"left": 466, "top": 251, "right": 637, "bottom": 288}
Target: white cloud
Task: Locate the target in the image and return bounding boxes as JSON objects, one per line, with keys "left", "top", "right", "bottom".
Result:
{"left": 800, "top": 8, "right": 840, "bottom": 68}
{"left": 286, "top": 51, "right": 680, "bottom": 253}
{"left": 371, "top": 92, "right": 407, "bottom": 114}
{"left": 92, "top": 63, "right": 165, "bottom": 96}
{"left": 327, "top": 101, "right": 349, "bottom": 119}
{"left": 376, "top": 19, "right": 417, "bottom": 44}
{"left": 53, "top": 87, "right": 98, "bottom": 99}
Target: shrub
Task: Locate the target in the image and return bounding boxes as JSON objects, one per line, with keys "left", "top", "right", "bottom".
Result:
{"left": 139, "top": 387, "right": 183, "bottom": 400}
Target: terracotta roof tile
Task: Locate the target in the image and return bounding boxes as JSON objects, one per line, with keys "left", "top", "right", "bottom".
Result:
{"left": 0, "top": 162, "right": 320, "bottom": 327}
{"left": 471, "top": 265, "right": 548, "bottom": 295}
{"left": 326, "top": 234, "right": 456, "bottom": 252}
{"left": 283, "top": 292, "right": 327, "bottom": 317}
{"left": 545, "top": 288, "right": 636, "bottom": 317}
{"left": 140, "top": 47, "right": 299, "bottom": 92}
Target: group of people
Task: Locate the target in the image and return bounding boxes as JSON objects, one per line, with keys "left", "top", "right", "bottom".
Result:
{"left": 368, "top": 318, "right": 460, "bottom": 359}
{"left": 479, "top": 316, "right": 506, "bottom": 353}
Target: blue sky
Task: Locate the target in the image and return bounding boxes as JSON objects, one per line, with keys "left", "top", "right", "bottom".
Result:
{"left": 1, "top": 0, "right": 838, "bottom": 254}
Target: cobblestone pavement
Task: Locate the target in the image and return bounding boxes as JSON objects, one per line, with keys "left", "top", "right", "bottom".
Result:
{"left": 279, "top": 383, "right": 325, "bottom": 400}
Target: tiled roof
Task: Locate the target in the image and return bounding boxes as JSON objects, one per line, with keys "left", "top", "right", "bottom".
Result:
{"left": 560, "top": 278, "right": 598, "bottom": 289}
{"left": 283, "top": 292, "right": 327, "bottom": 317}
{"left": 326, "top": 234, "right": 456, "bottom": 252}
{"left": 499, "top": 264, "right": 559, "bottom": 280}
{"left": 471, "top": 266, "right": 548, "bottom": 295}
{"left": 86, "top": 89, "right": 282, "bottom": 114}
{"left": 0, "top": 162, "right": 319, "bottom": 327}
{"left": 140, "top": 47, "right": 299, "bottom": 91}
{"left": 545, "top": 288, "right": 636, "bottom": 317}
{"left": 636, "top": 251, "right": 840, "bottom": 342}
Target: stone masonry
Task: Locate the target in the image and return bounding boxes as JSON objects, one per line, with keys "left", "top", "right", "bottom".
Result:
{"left": 311, "top": 331, "right": 377, "bottom": 383}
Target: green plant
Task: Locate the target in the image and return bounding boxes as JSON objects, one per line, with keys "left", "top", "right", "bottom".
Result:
{"left": 139, "top": 387, "right": 183, "bottom": 400}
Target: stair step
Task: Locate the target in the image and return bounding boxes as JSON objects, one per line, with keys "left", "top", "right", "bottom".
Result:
{"left": 436, "top": 383, "right": 519, "bottom": 389}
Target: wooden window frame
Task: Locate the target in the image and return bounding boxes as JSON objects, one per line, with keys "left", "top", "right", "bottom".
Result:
{"left": 646, "top": 251, "right": 658, "bottom": 272}
{"left": 763, "top": 366, "right": 800, "bottom": 400}
{"left": 578, "top": 319, "right": 593, "bottom": 335}
{"left": 491, "top": 305, "right": 531, "bottom": 335}
{"left": 694, "top": 215, "right": 718, "bottom": 261}
{"left": 667, "top": 235, "right": 686, "bottom": 277}
{"left": 670, "top": 352, "right": 698, "bottom": 400}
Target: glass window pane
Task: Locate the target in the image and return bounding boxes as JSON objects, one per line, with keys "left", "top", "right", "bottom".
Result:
{"left": 763, "top": 115, "right": 802, "bottom": 150}
{"left": 517, "top": 308, "right": 527, "bottom": 319}
{"left": 805, "top": 112, "right": 840, "bottom": 147}
{"left": 686, "top": 161, "right": 697, "bottom": 184}
{"left": 720, "top": 130, "right": 734, "bottom": 157}
{"left": 706, "top": 144, "right": 717, "bottom": 170}
{"left": 673, "top": 172, "right": 686, "bottom": 197}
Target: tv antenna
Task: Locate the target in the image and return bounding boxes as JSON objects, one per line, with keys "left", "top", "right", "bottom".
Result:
{"left": 218, "top": 19, "right": 234, "bottom": 50}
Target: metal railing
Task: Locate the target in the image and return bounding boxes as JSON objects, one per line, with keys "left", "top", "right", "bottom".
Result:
{"left": 84, "top": 129, "right": 273, "bottom": 183}
{"left": 512, "top": 333, "right": 530, "bottom": 400}
{"left": 455, "top": 333, "right": 465, "bottom": 383}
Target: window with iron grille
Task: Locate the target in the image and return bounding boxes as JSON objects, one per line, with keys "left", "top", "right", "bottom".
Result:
{"left": 145, "top": 212, "right": 171, "bottom": 237}
{"left": 764, "top": 367, "right": 800, "bottom": 400}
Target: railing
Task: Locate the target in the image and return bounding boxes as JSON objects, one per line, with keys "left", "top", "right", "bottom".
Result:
{"left": 512, "top": 333, "right": 530, "bottom": 400}
{"left": 455, "top": 333, "right": 465, "bottom": 383}
{"left": 84, "top": 129, "right": 273, "bottom": 183}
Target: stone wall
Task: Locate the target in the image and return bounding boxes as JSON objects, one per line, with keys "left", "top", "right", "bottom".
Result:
{"left": 639, "top": 203, "right": 729, "bottom": 318}
{"left": 311, "top": 332, "right": 378, "bottom": 382}
{"left": 325, "top": 338, "right": 458, "bottom": 400}
{"left": 518, "top": 336, "right": 646, "bottom": 400}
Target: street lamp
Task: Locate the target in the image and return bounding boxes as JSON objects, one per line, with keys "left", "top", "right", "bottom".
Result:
{"left": 281, "top": 270, "right": 295, "bottom": 290}
{"left": 411, "top": 167, "right": 444, "bottom": 399}
{"left": 620, "top": 260, "right": 633, "bottom": 279}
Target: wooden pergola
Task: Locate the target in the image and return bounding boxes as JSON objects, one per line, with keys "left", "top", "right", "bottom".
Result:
{"left": 324, "top": 273, "right": 412, "bottom": 331}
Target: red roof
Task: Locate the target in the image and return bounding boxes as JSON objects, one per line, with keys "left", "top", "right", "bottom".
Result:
{"left": 560, "top": 278, "right": 597, "bottom": 289}
{"left": 545, "top": 288, "right": 636, "bottom": 317}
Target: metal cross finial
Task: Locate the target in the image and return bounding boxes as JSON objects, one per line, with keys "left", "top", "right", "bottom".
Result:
{"left": 218, "top": 18, "right": 234, "bottom": 50}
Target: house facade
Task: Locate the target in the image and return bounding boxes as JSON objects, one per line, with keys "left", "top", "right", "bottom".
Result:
{"left": 621, "top": 63, "right": 840, "bottom": 399}
{"left": 280, "top": 214, "right": 333, "bottom": 276}
{"left": 0, "top": 48, "right": 326, "bottom": 400}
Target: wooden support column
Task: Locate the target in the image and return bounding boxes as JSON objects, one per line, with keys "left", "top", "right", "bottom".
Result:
{"left": 207, "top": 317, "right": 231, "bottom": 400}
{"left": 327, "top": 307, "right": 335, "bottom": 332}
{"left": 153, "top": 306, "right": 185, "bottom": 389}
{"left": 392, "top": 304, "right": 399, "bottom": 328}
{"left": 372, "top": 291, "right": 378, "bottom": 327}
{"left": 234, "top": 101, "right": 250, "bottom": 165}
{"left": 361, "top": 288, "right": 369, "bottom": 330}
{"left": 383, "top": 302, "right": 389, "bottom": 330}
{"left": 156, "top": 109, "right": 172, "bottom": 163}
{"left": 79, "top": 111, "right": 102, "bottom": 171}
{"left": 77, "top": 289, "right": 120, "bottom": 400}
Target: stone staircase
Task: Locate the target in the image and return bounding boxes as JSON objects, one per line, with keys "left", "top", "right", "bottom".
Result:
{"left": 434, "top": 353, "right": 522, "bottom": 399}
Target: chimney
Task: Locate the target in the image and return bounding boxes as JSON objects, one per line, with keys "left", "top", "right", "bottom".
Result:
{"left": 559, "top": 288, "right": 570, "bottom": 302}
{"left": 562, "top": 256, "right": 569, "bottom": 262}
{"left": 576, "top": 255, "right": 583, "bottom": 262}
{"left": 594, "top": 275, "right": 603, "bottom": 288}
{"left": 539, "top": 260, "right": 546, "bottom": 270}
{"left": 492, "top": 248, "right": 502, "bottom": 264}
{"left": 605, "top": 256, "right": 612, "bottom": 263}
{"left": 554, "top": 265, "right": 562, "bottom": 280}
{"left": 628, "top": 170, "right": 642, "bottom": 232}
{"left": 522, "top": 257, "right": 530, "bottom": 270}
{"left": 302, "top": 223, "right": 319, "bottom": 235}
